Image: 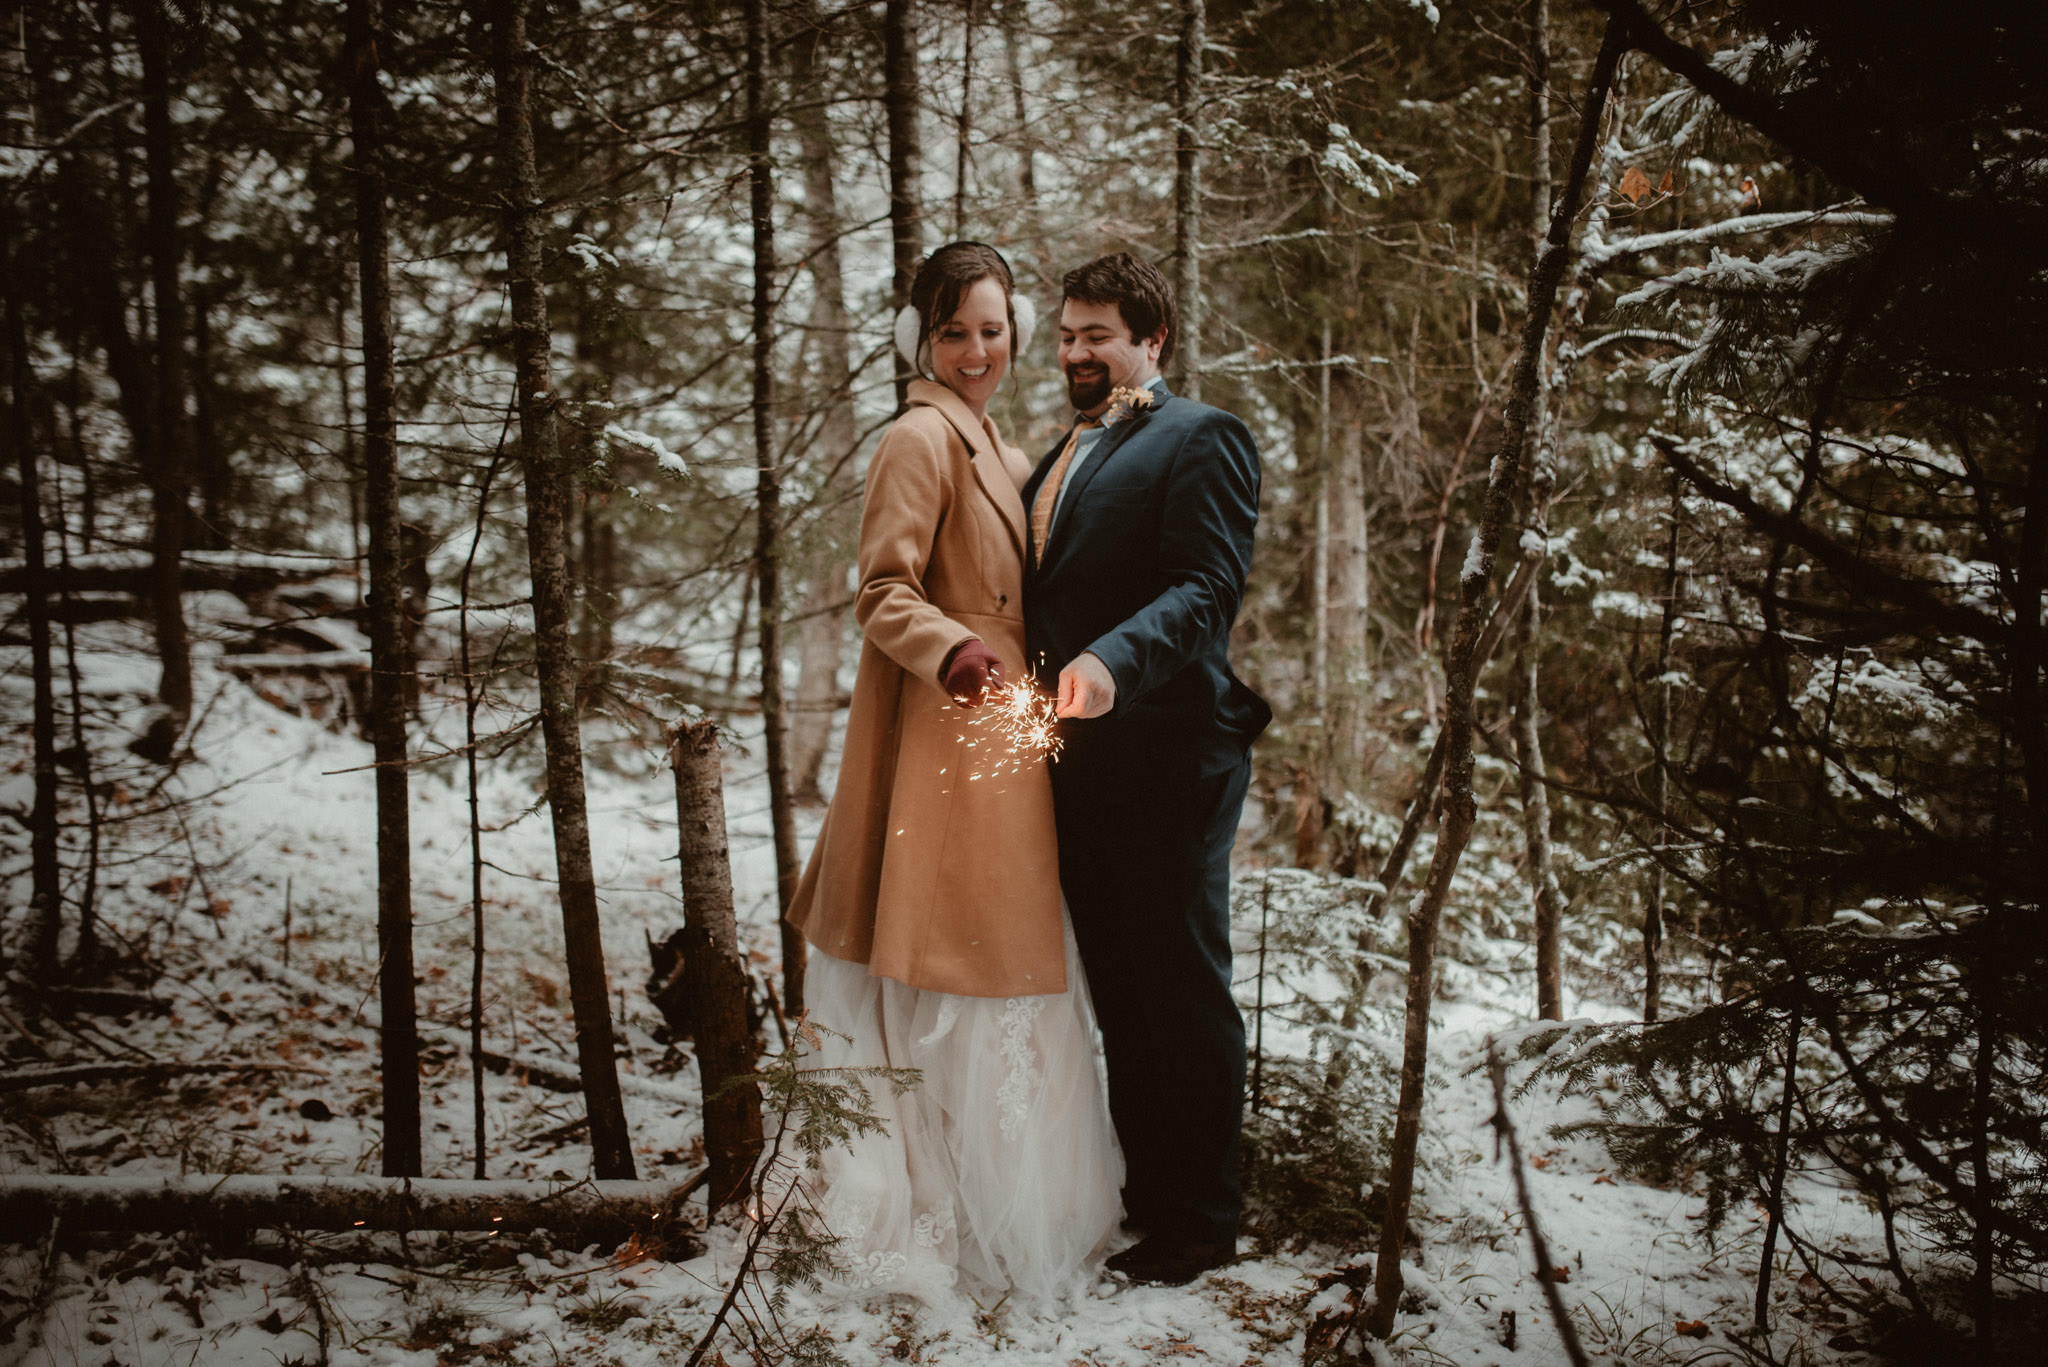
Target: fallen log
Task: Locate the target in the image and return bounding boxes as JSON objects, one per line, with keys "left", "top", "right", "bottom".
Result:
{"left": 0, "top": 1061, "right": 323, "bottom": 1094}
{"left": 0, "top": 1172, "right": 705, "bottom": 1242}
{"left": 0, "top": 552, "right": 354, "bottom": 598}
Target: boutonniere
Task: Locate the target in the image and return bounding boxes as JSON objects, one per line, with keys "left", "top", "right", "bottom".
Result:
{"left": 1101, "top": 385, "right": 1156, "bottom": 428}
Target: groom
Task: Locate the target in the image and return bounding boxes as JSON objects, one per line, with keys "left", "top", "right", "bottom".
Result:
{"left": 1023, "top": 252, "right": 1270, "bottom": 1286}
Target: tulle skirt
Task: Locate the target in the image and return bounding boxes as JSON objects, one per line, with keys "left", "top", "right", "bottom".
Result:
{"left": 780, "top": 919, "right": 1124, "bottom": 1303}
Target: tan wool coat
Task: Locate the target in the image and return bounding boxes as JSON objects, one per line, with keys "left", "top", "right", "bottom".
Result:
{"left": 785, "top": 380, "right": 1065, "bottom": 997}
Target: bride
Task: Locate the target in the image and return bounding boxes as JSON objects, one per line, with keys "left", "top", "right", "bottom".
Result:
{"left": 779, "top": 241, "right": 1123, "bottom": 1302}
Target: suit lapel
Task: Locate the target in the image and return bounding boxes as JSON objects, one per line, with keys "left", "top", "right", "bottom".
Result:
{"left": 910, "top": 380, "right": 1027, "bottom": 561}
{"left": 1037, "top": 384, "right": 1174, "bottom": 567}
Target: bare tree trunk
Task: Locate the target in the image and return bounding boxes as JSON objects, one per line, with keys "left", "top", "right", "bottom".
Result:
{"left": 1517, "top": 0, "right": 1564, "bottom": 1021}
{"left": 1311, "top": 320, "right": 1331, "bottom": 720}
{"left": 1366, "top": 19, "right": 1625, "bottom": 1337}
{"left": 348, "top": 0, "right": 421, "bottom": 1178}
{"left": 134, "top": 0, "right": 192, "bottom": 723}
{"left": 669, "top": 722, "right": 765, "bottom": 1211}
{"left": 2, "top": 202, "right": 61, "bottom": 978}
{"left": 953, "top": 0, "right": 975, "bottom": 236}
{"left": 749, "top": 0, "right": 805, "bottom": 1017}
{"left": 1172, "top": 0, "right": 1204, "bottom": 399}
{"left": 1644, "top": 474, "right": 1679, "bottom": 1022}
{"left": 786, "top": 9, "right": 857, "bottom": 807}
{"left": 998, "top": 0, "right": 1039, "bottom": 237}
{"left": 490, "top": 0, "right": 636, "bottom": 1181}
{"left": 885, "top": 0, "right": 923, "bottom": 408}
{"left": 1327, "top": 367, "right": 1370, "bottom": 793}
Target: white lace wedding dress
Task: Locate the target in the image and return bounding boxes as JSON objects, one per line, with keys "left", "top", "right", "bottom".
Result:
{"left": 782, "top": 916, "right": 1124, "bottom": 1303}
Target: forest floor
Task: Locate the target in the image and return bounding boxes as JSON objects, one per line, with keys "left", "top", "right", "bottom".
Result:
{"left": 0, "top": 612, "right": 1895, "bottom": 1366}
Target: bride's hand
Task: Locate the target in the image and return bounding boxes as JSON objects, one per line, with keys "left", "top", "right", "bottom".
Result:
{"left": 1055, "top": 654, "right": 1116, "bottom": 719}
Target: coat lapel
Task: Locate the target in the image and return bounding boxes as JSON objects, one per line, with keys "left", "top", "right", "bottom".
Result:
{"left": 908, "top": 380, "right": 1027, "bottom": 560}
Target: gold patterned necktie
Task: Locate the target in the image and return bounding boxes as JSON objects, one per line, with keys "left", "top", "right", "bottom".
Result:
{"left": 1030, "top": 416, "right": 1100, "bottom": 561}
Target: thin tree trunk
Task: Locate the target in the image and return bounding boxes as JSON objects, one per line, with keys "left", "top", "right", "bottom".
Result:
{"left": 749, "top": 0, "right": 805, "bottom": 1017}
{"left": 885, "top": 0, "right": 923, "bottom": 406}
{"left": 998, "top": 0, "right": 1039, "bottom": 235}
{"left": 348, "top": 0, "right": 420, "bottom": 1179}
{"left": 1517, "top": 0, "right": 1563, "bottom": 1020}
{"left": 1328, "top": 367, "right": 1369, "bottom": 791}
{"left": 460, "top": 448, "right": 507, "bottom": 1179}
{"left": 1311, "top": 319, "right": 1331, "bottom": 721}
{"left": 2, "top": 202, "right": 61, "bottom": 978}
{"left": 786, "top": 8, "right": 857, "bottom": 806}
{"left": 55, "top": 485, "right": 102, "bottom": 971}
{"left": 1644, "top": 474, "right": 1679, "bottom": 1022}
{"left": 490, "top": 0, "right": 636, "bottom": 1180}
{"left": 668, "top": 722, "right": 765, "bottom": 1211}
{"left": 1172, "top": 0, "right": 1203, "bottom": 399}
{"left": 134, "top": 0, "right": 192, "bottom": 723}
{"left": 1366, "top": 19, "right": 1625, "bottom": 1337}
{"left": 953, "top": 0, "right": 974, "bottom": 236}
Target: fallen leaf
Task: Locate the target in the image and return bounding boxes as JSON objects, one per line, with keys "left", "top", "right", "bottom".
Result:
{"left": 1675, "top": 1319, "right": 1710, "bottom": 1338}
{"left": 1549, "top": 1265, "right": 1572, "bottom": 1284}
{"left": 1530, "top": 1155, "right": 1551, "bottom": 1170}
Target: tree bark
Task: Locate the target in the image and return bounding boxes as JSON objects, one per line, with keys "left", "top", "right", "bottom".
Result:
{"left": 489, "top": 0, "right": 636, "bottom": 1181}
{"left": 1644, "top": 474, "right": 1679, "bottom": 1022}
{"left": 1172, "top": 0, "right": 1204, "bottom": 399}
{"left": 668, "top": 722, "right": 765, "bottom": 1212}
{"left": 1366, "top": 18, "right": 1625, "bottom": 1337}
{"left": 134, "top": 0, "right": 192, "bottom": 723}
{"left": 0, "top": 1174, "right": 699, "bottom": 1241}
{"left": 1326, "top": 364, "right": 1370, "bottom": 793}
{"left": 786, "top": 8, "right": 857, "bottom": 807}
{"left": 2, "top": 200, "right": 62, "bottom": 978}
{"left": 953, "top": 0, "right": 975, "bottom": 236}
{"left": 348, "top": 0, "right": 420, "bottom": 1179}
{"left": 885, "top": 0, "right": 923, "bottom": 407}
{"left": 749, "top": 0, "right": 805, "bottom": 1016}
{"left": 1517, "top": 0, "right": 1563, "bottom": 1021}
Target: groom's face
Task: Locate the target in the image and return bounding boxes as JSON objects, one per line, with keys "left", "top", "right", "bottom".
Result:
{"left": 1058, "top": 298, "right": 1166, "bottom": 417}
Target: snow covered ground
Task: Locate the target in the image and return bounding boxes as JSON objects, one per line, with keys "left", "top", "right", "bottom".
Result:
{"left": 2, "top": 624, "right": 1887, "bottom": 1366}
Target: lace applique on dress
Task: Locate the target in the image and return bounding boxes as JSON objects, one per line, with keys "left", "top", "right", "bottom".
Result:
{"left": 995, "top": 996, "right": 1046, "bottom": 1142}
{"left": 913, "top": 1206, "right": 957, "bottom": 1249}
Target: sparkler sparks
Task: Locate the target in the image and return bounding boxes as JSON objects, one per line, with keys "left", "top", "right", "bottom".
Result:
{"left": 953, "top": 678, "right": 1063, "bottom": 780}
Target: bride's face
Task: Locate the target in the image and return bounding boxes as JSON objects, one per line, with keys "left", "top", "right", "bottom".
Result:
{"left": 929, "top": 276, "right": 1012, "bottom": 418}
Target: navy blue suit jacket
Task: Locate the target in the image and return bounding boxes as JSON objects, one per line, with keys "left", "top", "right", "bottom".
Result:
{"left": 1022, "top": 382, "right": 1271, "bottom": 769}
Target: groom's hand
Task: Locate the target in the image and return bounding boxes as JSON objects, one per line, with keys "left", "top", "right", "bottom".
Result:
{"left": 942, "top": 638, "right": 1004, "bottom": 707}
{"left": 1055, "top": 653, "right": 1116, "bottom": 719}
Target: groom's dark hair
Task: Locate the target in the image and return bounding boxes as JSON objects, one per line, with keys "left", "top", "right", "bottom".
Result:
{"left": 1062, "top": 253, "right": 1177, "bottom": 370}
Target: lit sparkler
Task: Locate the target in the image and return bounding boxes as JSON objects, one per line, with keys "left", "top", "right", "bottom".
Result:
{"left": 954, "top": 678, "right": 1063, "bottom": 780}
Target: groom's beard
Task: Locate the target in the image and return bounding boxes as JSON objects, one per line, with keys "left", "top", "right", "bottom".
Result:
{"left": 1065, "top": 362, "right": 1111, "bottom": 413}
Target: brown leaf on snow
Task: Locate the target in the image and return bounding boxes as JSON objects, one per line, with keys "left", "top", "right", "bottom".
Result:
{"left": 1530, "top": 1155, "right": 1550, "bottom": 1169}
{"left": 1548, "top": 1265, "right": 1572, "bottom": 1284}
{"left": 1675, "top": 1319, "right": 1710, "bottom": 1338}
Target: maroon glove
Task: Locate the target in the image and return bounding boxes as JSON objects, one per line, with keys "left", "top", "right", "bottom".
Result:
{"left": 941, "top": 639, "right": 1005, "bottom": 707}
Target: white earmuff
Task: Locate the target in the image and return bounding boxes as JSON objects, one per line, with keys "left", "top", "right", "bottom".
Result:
{"left": 1012, "top": 293, "right": 1036, "bottom": 356}
{"left": 894, "top": 304, "right": 927, "bottom": 376}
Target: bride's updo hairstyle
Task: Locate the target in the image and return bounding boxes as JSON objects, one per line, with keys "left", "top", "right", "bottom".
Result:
{"left": 894, "top": 241, "right": 1036, "bottom": 380}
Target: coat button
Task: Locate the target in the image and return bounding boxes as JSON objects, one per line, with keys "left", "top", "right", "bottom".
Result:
{"left": 997, "top": 593, "right": 1008, "bottom": 607}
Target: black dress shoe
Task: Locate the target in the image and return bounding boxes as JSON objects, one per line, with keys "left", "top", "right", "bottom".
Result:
{"left": 1105, "top": 1234, "right": 1236, "bottom": 1286}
